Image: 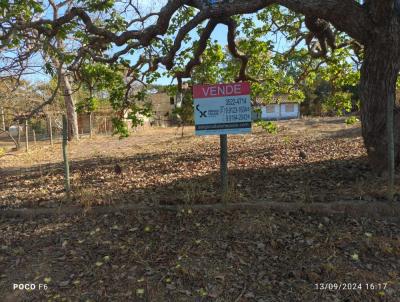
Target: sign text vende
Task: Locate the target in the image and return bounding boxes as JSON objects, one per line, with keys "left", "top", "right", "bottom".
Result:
{"left": 193, "top": 82, "right": 250, "bottom": 99}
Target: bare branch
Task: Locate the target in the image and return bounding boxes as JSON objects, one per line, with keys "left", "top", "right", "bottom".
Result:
{"left": 20, "top": 64, "right": 63, "bottom": 122}
{"left": 157, "top": 11, "right": 210, "bottom": 70}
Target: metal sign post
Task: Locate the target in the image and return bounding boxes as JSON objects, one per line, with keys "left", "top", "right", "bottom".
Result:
{"left": 193, "top": 82, "right": 251, "bottom": 203}
{"left": 220, "top": 134, "right": 228, "bottom": 201}
{"left": 62, "top": 115, "right": 71, "bottom": 200}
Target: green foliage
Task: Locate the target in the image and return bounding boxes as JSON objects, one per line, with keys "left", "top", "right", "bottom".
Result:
{"left": 111, "top": 102, "right": 153, "bottom": 139}
{"left": 76, "top": 97, "right": 99, "bottom": 114}
{"left": 166, "top": 7, "right": 350, "bottom": 108}
{"left": 44, "top": 62, "right": 55, "bottom": 76}
{"left": 126, "top": 102, "right": 153, "bottom": 128}
{"left": 282, "top": 136, "right": 292, "bottom": 144}
{"left": 302, "top": 76, "right": 359, "bottom": 116}
{"left": 29, "top": 119, "right": 45, "bottom": 133}
{"left": 0, "top": 147, "right": 5, "bottom": 157}
{"left": 167, "top": 7, "right": 196, "bottom": 35}
{"left": 111, "top": 118, "right": 129, "bottom": 138}
{"left": 80, "top": 0, "right": 115, "bottom": 12}
{"left": 104, "top": 11, "right": 127, "bottom": 32}
{"left": 192, "top": 42, "right": 225, "bottom": 84}
{"left": 252, "top": 108, "right": 262, "bottom": 122}
{"left": 323, "top": 91, "right": 353, "bottom": 116}
{"left": 172, "top": 92, "right": 194, "bottom": 125}
{"left": 80, "top": 63, "right": 124, "bottom": 93}
{"left": 256, "top": 120, "right": 278, "bottom": 134}
{"left": 345, "top": 116, "right": 360, "bottom": 125}
{"left": 77, "top": 62, "right": 154, "bottom": 137}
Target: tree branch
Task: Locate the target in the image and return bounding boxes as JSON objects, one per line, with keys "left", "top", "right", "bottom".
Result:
{"left": 174, "top": 18, "right": 220, "bottom": 89}
{"left": 20, "top": 64, "right": 63, "bottom": 122}
{"left": 222, "top": 18, "right": 252, "bottom": 82}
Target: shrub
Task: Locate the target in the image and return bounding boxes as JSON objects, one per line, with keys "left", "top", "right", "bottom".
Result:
{"left": 0, "top": 147, "right": 4, "bottom": 157}
{"left": 345, "top": 116, "right": 359, "bottom": 125}
{"left": 283, "top": 136, "right": 292, "bottom": 144}
{"left": 256, "top": 120, "right": 278, "bottom": 134}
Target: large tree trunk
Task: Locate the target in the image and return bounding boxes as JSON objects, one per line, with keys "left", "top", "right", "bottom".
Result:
{"left": 359, "top": 38, "right": 400, "bottom": 174}
{"left": 51, "top": 55, "right": 79, "bottom": 141}
{"left": 47, "top": 4, "right": 79, "bottom": 141}
{"left": 60, "top": 71, "right": 79, "bottom": 141}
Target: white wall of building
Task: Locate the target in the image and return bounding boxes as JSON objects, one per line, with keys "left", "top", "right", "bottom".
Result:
{"left": 281, "top": 103, "right": 299, "bottom": 119}
{"left": 260, "top": 103, "right": 299, "bottom": 120}
{"left": 261, "top": 104, "right": 280, "bottom": 120}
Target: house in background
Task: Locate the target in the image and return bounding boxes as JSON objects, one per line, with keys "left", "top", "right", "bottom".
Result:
{"left": 75, "top": 91, "right": 176, "bottom": 134}
{"left": 149, "top": 92, "right": 175, "bottom": 127}
{"left": 255, "top": 94, "right": 301, "bottom": 121}
{"left": 77, "top": 108, "right": 114, "bottom": 135}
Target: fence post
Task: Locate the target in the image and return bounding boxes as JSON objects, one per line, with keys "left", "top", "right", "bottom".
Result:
{"left": 33, "top": 129, "right": 36, "bottom": 145}
{"left": 1, "top": 107, "right": 5, "bottom": 131}
{"left": 48, "top": 116, "right": 53, "bottom": 146}
{"left": 25, "top": 120, "right": 29, "bottom": 152}
{"left": 89, "top": 112, "right": 93, "bottom": 138}
{"left": 220, "top": 134, "right": 228, "bottom": 204}
{"left": 62, "top": 115, "right": 71, "bottom": 200}
{"left": 17, "top": 123, "right": 21, "bottom": 149}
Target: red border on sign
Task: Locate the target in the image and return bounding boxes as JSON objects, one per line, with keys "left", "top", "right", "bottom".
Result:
{"left": 193, "top": 82, "right": 250, "bottom": 99}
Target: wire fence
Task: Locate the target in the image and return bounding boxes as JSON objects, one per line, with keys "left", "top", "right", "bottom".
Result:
{"left": 0, "top": 106, "right": 183, "bottom": 153}
{"left": 0, "top": 109, "right": 117, "bottom": 152}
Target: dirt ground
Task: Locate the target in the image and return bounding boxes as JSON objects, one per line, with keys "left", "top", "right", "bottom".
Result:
{"left": 0, "top": 116, "right": 393, "bottom": 209}
{"left": 0, "top": 117, "right": 359, "bottom": 170}
{"left": 1, "top": 207, "right": 400, "bottom": 302}
{"left": 1, "top": 117, "right": 400, "bottom": 301}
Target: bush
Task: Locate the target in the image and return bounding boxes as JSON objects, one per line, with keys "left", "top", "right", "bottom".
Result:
{"left": 256, "top": 120, "right": 278, "bottom": 134}
{"left": 283, "top": 136, "right": 291, "bottom": 144}
{"left": 0, "top": 147, "right": 5, "bottom": 157}
{"left": 345, "top": 116, "right": 359, "bottom": 125}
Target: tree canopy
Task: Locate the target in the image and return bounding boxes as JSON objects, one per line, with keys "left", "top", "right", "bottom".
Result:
{"left": 0, "top": 1, "right": 362, "bottom": 92}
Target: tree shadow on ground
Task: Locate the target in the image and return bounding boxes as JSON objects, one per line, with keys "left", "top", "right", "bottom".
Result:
{"left": 0, "top": 144, "right": 391, "bottom": 209}
{"left": 302, "top": 117, "right": 351, "bottom": 126}
{"left": 317, "top": 127, "right": 361, "bottom": 139}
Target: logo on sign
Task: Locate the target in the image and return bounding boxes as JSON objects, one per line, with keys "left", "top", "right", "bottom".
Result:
{"left": 196, "top": 104, "right": 207, "bottom": 118}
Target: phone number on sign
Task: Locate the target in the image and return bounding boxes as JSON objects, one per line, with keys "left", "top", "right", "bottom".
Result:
{"left": 315, "top": 283, "right": 388, "bottom": 291}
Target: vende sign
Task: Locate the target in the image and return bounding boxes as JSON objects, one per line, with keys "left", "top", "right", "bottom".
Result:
{"left": 193, "top": 82, "right": 251, "bottom": 99}
{"left": 193, "top": 82, "right": 252, "bottom": 135}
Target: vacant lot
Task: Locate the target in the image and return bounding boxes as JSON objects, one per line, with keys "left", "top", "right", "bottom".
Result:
{"left": 0, "top": 117, "right": 391, "bottom": 209}
{"left": 1, "top": 117, "right": 400, "bottom": 301}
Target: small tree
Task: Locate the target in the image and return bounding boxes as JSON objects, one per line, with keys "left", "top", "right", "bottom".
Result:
{"left": 170, "top": 87, "right": 194, "bottom": 137}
